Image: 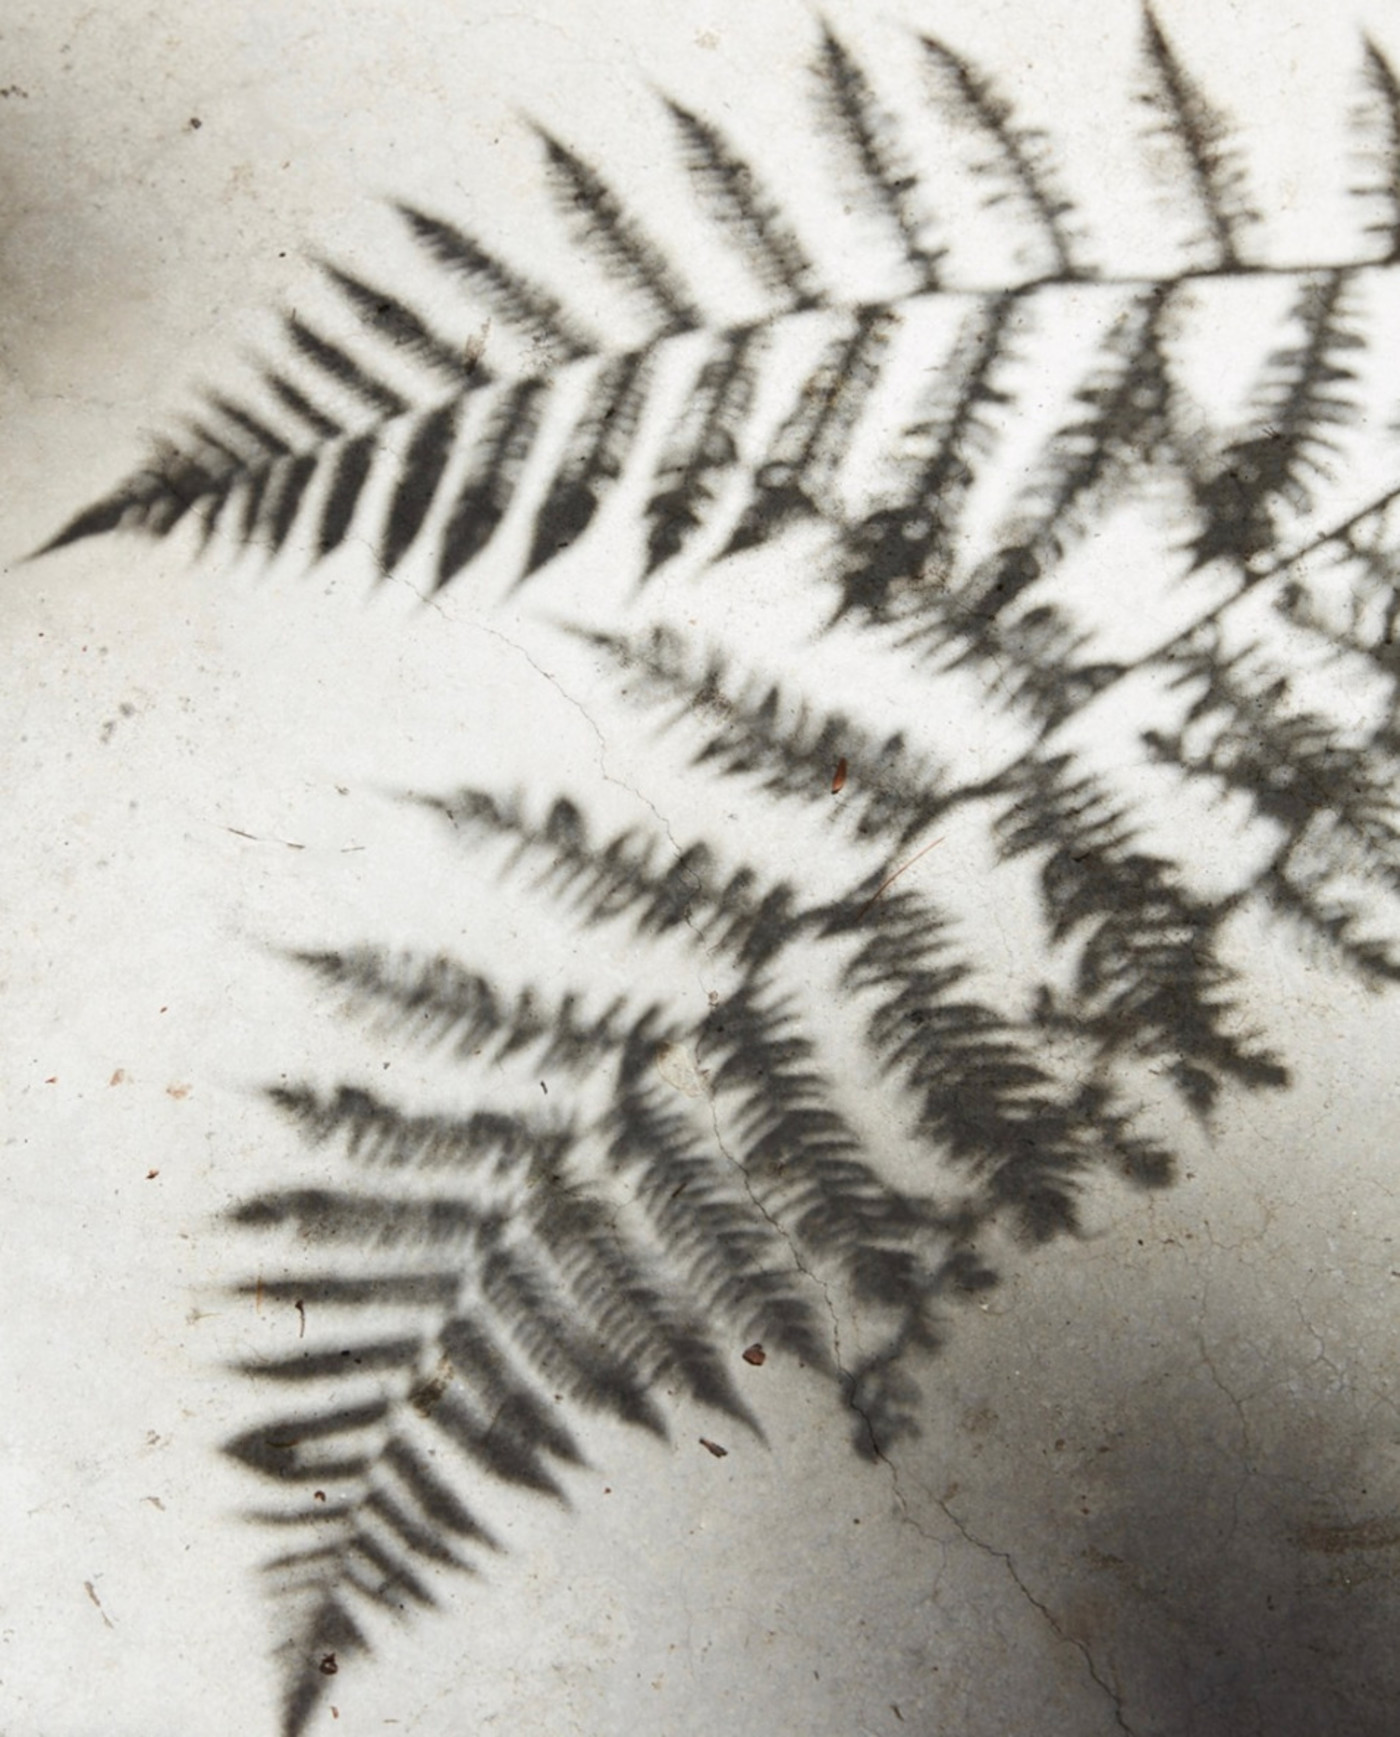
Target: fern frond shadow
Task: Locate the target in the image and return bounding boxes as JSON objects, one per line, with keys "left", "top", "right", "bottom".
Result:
{"left": 35, "top": 8, "right": 1400, "bottom": 1731}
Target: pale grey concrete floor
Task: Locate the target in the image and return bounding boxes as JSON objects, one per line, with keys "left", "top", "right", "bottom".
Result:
{"left": 4, "top": 5, "right": 1400, "bottom": 1735}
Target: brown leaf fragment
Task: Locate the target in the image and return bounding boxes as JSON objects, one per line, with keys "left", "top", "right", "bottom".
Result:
{"left": 699, "top": 1438, "right": 728, "bottom": 1458}
{"left": 831, "top": 756, "right": 847, "bottom": 794}
{"left": 741, "top": 1343, "right": 766, "bottom": 1366}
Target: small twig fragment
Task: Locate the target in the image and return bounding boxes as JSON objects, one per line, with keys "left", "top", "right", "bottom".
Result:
{"left": 855, "top": 836, "right": 944, "bottom": 920}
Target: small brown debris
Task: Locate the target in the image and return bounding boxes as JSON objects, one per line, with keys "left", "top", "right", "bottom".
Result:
{"left": 319, "top": 1653, "right": 338, "bottom": 1676}
{"left": 313, "top": 1490, "right": 326, "bottom": 1503}
{"left": 741, "top": 1343, "right": 766, "bottom": 1366}
{"left": 109, "top": 1069, "right": 126, "bottom": 1086}
{"left": 146, "top": 1169, "right": 159, "bottom": 1180}
{"left": 463, "top": 326, "right": 489, "bottom": 372}
{"left": 699, "top": 1438, "right": 728, "bottom": 1458}
{"left": 165, "top": 1083, "right": 190, "bottom": 1100}
{"left": 409, "top": 1356, "right": 453, "bottom": 1418}
{"left": 295, "top": 1299, "right": 306, "bottom": 1339}
{"left": 831, "top": 757, "right": 847, "bottom": 794}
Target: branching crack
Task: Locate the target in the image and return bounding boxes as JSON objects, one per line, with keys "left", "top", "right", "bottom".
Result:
{"left": 703, "top": 1092, "right": 848, "bottom": 1376}
{"left": 857, "top": 1418, "right": 1135, "bottom": 1734}
{"left": 469, "top": 618, "right": 720, "bottom": 980}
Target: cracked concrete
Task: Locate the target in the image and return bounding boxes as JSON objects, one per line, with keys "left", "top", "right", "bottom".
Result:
{"left": 926, "top": 1487, "right": 1135, "bottom": 1736}
{"left": 8, "top": 2, "right": 1400, "bottom": 1735}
